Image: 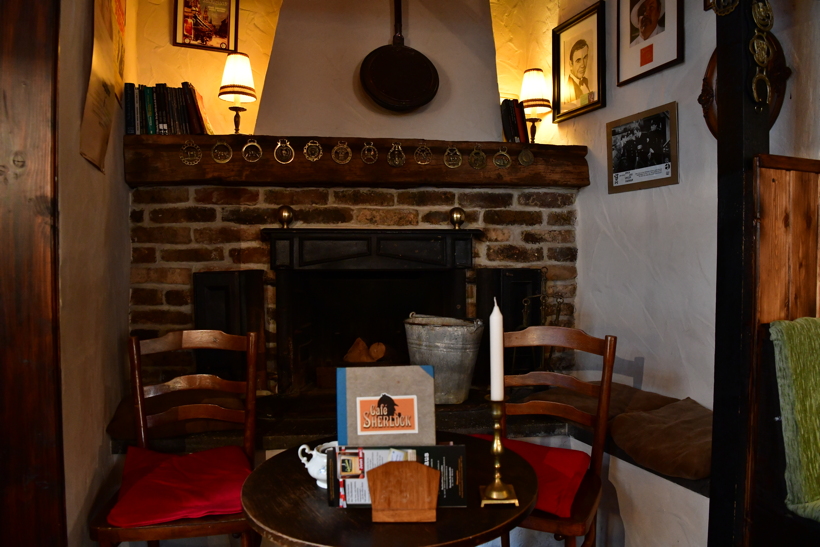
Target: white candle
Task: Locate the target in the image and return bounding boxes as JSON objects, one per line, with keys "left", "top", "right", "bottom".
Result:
{"left": 490, "top": 297, "right": 505, "bottom": 401}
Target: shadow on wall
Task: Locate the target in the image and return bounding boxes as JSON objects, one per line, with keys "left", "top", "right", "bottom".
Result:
{"left": 576, "top": 354, "right": 646, "bottom": 391}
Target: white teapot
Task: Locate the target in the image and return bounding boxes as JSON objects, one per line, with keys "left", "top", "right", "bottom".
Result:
{"left": 297, "top": 440, "right": 337, "bottom": 489}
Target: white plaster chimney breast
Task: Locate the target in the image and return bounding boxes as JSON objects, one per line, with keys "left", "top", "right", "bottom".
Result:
{"left": 256, "top": 0, "right": 504, "bottom": 141}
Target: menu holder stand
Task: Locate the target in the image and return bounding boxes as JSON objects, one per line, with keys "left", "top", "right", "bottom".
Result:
{"left": 368, "top": 461, "right": 440, "bottom": 522}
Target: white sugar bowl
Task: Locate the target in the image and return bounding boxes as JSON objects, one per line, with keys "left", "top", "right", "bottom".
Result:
{"left": 297, "top": 440, "right": 337, "bottom": 489}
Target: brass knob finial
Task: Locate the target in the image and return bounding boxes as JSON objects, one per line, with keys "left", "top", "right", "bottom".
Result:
{"left": 277, "top": 205, "right": 294, "bottom": 229}
{"left": 449, "top": 207, "right": 466, "bottom": 229}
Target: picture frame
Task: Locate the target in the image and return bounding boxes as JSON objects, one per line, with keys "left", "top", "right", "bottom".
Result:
{"left": 607, "top": 102, "right": 679, "bottom": 194}
{"left": 552, "top": 2, "right": 606, "bottom": 123}
{"left": 173, "top": 0, "right": 239, "bottom": 52}
{"left": 617, "top": 0, "right": 684, "bottom": 86}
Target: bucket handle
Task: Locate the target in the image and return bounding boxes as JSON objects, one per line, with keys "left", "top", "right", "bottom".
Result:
{"left": 408, "top": 312, "right": 483, "bottom": 333}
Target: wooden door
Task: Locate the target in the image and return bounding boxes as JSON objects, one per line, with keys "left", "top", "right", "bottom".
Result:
{"left": 0, "top": 0, "right": 66, "bottom": 543}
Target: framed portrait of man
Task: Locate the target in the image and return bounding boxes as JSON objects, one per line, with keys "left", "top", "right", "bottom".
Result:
{"left": 552, "top": 2, "right": 606, "bottom": 123}
{"left": 617, "top": 0, "right": 684, "bottom": 86}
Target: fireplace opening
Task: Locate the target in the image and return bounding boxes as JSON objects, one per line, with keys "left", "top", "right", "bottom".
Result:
{"left": 281, "top": 269, "right": 467, "bottom": 394}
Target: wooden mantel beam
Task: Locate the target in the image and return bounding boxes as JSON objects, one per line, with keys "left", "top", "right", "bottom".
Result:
{"left": 124, "top": 135, "right": 590, "bottom": 189}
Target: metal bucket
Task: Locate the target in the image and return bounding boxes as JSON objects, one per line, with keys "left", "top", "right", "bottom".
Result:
{"left": 404, "top": 313, "right": 484, "bottom": 404}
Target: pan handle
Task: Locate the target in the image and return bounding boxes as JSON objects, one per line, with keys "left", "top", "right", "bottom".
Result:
{"left": 393, "top": 0, "right": 404, "bottom": 46}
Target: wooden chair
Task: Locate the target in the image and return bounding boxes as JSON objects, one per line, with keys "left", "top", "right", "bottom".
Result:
{"left": 501, "top": 326, "right": 616, "bottom": 547}
{"left": 90, "top": 330, "right": 259, "bottom": 547}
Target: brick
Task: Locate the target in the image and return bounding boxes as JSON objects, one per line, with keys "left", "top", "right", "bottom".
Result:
{"left": 130, "top": 209, "right": 144, "bottom": 223}
{"left": 483, "top": 210, "right": 542, "bottom": 226}
{"left": 194, "top": 187, "right": 260, "bottom": 205}
{"left": 356, "top": 209, "right": 418, "bottom": 226}
{"left": 165, "top": 289, "right": 191, "bottom": 306}
{"left": 397, "top": 191, "right": 455, "bottom": 207}
{"left": 132, "top": 247, "right": 157, "bottom": 264}
{"left": 334, "top": 189, "right": 395, "bottom": 206}
{"left": 295, "top": 207, "right": 355, "bottom": 224}
{"left": 486, "top": 245, "right": 544, "bottom": 262}
{"left": 521, "top": 230, "right": 575, "bottom": 244}
{"left": 131, "top": 267, "right": 192, "bottom": 284}
{"left": 131, "top": 226, "right": 191, "bottom": 244}
{"left": 479, "top": 228, "right": 512, "bottom": 242}
{"left": 547, "top": 247, "right": 578, "bottom": 262}
{"left": 548, "top": 211, "right": 576, "bottom": 226}
{"left": 229, "top": 246, "right": 270, "bottom": 264}
{"left": 545, "top": 265, "right": 577, "bottom": 280}
{"left": 149, "top": 207, "right": 217, "bottom": 224}
{"left": 518, "top": 192, "right": 576, "bottom": 208}
{"left": 194, "top": 226, "right": 245, "bottom": 244}
{"left": 131, "top": 309, "right": 193, "bottom": 325}
{"left": 458, "top": 192, "right": 514, "bottom": 208}
{"left": 420, "top": 211, "right": 450, "bottom": 225}
{"left": 264, "top": 189, "right": 329, "bottom": 206}
{"left": 160, "top": 247, "right": 225, "bottom": 262}
{"left": 547, "top": 283, "right": 577, "bottom": 298}
{"left": 132, "top": 187, "right": 190, "bottom": 204}
{"left": 222, "top": 207, "right": 280, "bottom": 225}
{"left": 131, "top": 288, "right": 162, "bottom": 306}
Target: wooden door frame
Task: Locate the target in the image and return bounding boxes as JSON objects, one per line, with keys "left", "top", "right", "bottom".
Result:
{"left": 0, "top": 0, "right": 66, "bottom": 543}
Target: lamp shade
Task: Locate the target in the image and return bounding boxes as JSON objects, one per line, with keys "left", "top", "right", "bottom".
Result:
{"left": 520, "top": 68, "right": 551, "bottom": 118}
{"left": 219, "top": 52, "right": 257, "bottom": 104}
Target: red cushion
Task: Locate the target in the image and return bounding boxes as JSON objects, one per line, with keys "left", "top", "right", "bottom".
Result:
{"left": 473, "top": 434, "right": 590, "bottom": 518}
{"left": 107, "top": 445, "right": 251, "bottom": 527}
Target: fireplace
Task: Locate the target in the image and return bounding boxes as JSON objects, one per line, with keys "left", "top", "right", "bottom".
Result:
{"left": 262, "top": 228, "right": 482, "bottom": 395}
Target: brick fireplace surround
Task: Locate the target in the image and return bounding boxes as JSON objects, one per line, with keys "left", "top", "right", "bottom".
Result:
{"left": 129, "top": 185, "right": 578, "bottom": 389}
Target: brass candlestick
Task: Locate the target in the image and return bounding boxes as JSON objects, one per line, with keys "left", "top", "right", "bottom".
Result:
{"left": 480, "top": 401, "right": 518, "bottom": 506}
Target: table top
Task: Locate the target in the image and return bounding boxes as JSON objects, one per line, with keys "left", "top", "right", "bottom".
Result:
{"left": 241, "top": 432, "right": 538, "bottom": 547}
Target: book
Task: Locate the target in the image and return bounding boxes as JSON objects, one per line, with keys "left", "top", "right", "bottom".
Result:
{"left": 513, "top": 99, "right": 529, "bottom": 144}
{"left": 327, "top": 444, "right": 466, "bottom": 508}
{"left": 336, "top": 365, "right": 436, "bottom": 447}
{"left": 500, "top": 99, "right": 520, "bottom": 143}
{"left": 155, "top": 83, "right": 169, "bottom": 135}
{"left": 143, "top": 86, "right": 156, "bottom": 135}
{"left": 188, "top": 82, "right": 215, "bottom": 135}
{"left": 124, "top": 83, "right": 136, "bottom": 135}
{"left": 134, "top": 84, "right": 142, "bottom": 135}
{"left": 182, "top": 82, "right": 204, "bottom": 135}
{"left": 175, "top": 88, "right": 190, "bottom": 134}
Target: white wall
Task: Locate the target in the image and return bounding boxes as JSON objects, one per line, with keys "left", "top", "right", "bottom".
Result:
{"left": 256, "top": 0, "right": 503, "bottom": 141}
{"left": 59, "top": 0, "right": 133, "bottom": 545}
{"left": 552, "top": 2, "right": 718, "bottom": 407}
{"left": 770, "top": 0, "right": 820, "bottom": 159}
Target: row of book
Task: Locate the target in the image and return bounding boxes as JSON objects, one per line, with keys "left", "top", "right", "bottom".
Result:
{"left": 124, "top": 82, "right": 214, "bottom": 136}
{"left": 500, "top": 98, "right": 530, "bottom": 144}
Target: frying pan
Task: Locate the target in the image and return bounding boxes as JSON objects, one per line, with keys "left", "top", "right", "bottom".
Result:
{"left": 360, "top": 0, "right": 439, "bottom": 112}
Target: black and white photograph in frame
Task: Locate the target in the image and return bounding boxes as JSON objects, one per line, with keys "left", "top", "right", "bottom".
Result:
{"left": 607, "top": 102, "right": 679, "bottom": 194}
{"left": 552, "top": 2, "right": 606, "bottom": 123}
{"left": 617, "top": 0, "right": 684, "bottom": 86}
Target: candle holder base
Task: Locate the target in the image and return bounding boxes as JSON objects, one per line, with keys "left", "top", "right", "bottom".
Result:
{"left": 480, "top": 482, "right": 519, "bottom": 506}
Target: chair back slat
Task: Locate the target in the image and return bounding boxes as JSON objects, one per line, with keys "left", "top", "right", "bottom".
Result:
{"left": 502, "top": 326, "right": 617, "bottom": 478}
{"left": 129, "top": 330, "right": 258, "bottom": 463}
{"left": 143, "top": 374, "right": 247, "bottom": 397}
{"left": 504, "top": 370, "right": 600, "bottom": 398}
{"left": 504, "top": 400, "right": 596, "bottom": 428}
{"left": 145, "top": 404, "right": 246, "bottom": 429}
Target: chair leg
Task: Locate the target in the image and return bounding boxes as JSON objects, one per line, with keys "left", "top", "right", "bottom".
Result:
{"left": 148, "top": 541, "right": 160, "bottom": 547}
{"left": 501, "top": 530, "right": 511, "bottom": 547}
{"left": 241, "top": 530, "right": 261, "bottom": 547}
{"left": 563, "top": 537, "right": 577, "bottom": 547}
{"left": 580, "top": 515, "right": 597, "bottom": 547}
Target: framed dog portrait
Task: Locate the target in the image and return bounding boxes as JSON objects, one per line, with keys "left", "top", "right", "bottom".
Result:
{"left": 174, "top": 0, "right": 239, "bottom": 52}
{"left": 617, "top": 0, "right": 684, "bottom": 86}
{"left": 607, "top": 102, "right": 679, "bottom": 194}
{"left": 552, "top": 2, "right": 606, "bottom": 123}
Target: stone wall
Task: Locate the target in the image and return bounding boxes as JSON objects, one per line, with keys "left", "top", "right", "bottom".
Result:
{"left": 129, "top": 185, "right": 578, "bottom": 389}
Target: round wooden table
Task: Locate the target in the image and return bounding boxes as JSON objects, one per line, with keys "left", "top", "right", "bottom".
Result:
{"left": 242, "top": 432, "right": 537, "bottom": 547}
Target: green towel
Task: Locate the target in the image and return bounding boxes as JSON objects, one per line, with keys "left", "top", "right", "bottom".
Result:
{"left": 770, "top": 318, "right": 820, "bottom": 522}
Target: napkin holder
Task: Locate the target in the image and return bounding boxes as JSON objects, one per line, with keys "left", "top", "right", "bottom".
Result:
{"left": 368, "top": 461, "right": 440, "bottom": 522}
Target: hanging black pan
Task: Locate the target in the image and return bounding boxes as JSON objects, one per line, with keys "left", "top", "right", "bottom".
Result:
{"left": 360, "top": 0, "right": 439, "bottom": 112}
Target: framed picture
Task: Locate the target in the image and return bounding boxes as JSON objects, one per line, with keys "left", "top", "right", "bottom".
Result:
{"left": 552, "top": 2, "right": 606, "bottom": 123}
{"left": 173, "top": 0, "right": 239, "bottom": 52}
{"left": 617, "top": 0, "right": 684, "bottom": 86}
{"left": 607, "top": 102, "right": 679, "bottom": 194}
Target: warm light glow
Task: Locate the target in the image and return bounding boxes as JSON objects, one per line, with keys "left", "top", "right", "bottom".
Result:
{"left": 219, "top": 52, "right": 257, "bottom": 104}
{"left": 520, "top": 68, "right": 551, "bottom": 119}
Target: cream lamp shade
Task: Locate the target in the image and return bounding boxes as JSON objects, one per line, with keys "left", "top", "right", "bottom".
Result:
{"left": 519, "top": 68, "right": 552, "bottom": 142}
{"left": 218, "top": 52, "right": 256, "bottom": 133}
{"left": 219, "top": 52, "right": 257, "bottom": 103}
